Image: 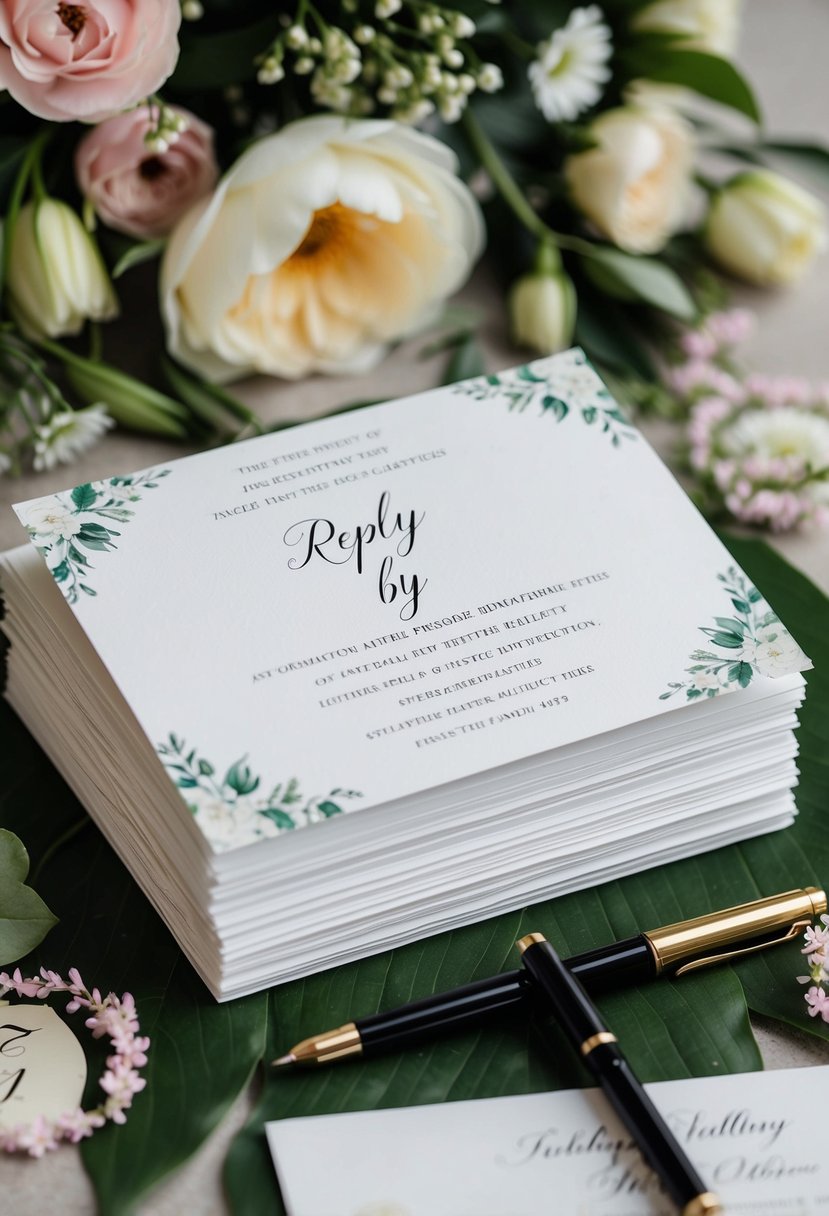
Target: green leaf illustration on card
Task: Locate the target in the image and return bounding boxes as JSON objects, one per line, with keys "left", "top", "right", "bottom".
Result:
{"left": 0, "top": 829, "right": 57, "bottom": 965}
{"left": 455, "top": 349, "right": 637, "bottom": 447}
{"left": 661, "top": 567, "right": 810, "bottom": 701}
{"left": 18, "top": 469, "right": 171, "bottom": 605}
{"left": 157, "top": 734, "right": 361, "bottom": 850}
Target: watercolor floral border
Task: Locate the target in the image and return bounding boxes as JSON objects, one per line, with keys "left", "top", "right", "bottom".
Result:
{"left": 454, "top": 349, "right": 637, "bottom": 447}
{"left": 157, "top": 733, "right": 362, "bottom": 852}
{"left": 18, "top": 469, "right": 170, "bottom": 605}
{"left": 661, "top": 566, "right": 809, "bottom": 702}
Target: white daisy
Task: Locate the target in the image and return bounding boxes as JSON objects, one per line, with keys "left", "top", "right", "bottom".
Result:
{"left": 721, "top": 407, "right": 829, "bottom": 469}
{"left": 33, "top": 404, "right": 113, "bottom": 472}
{"left": 528, "top": 6, "right": 613, "bottom": 124}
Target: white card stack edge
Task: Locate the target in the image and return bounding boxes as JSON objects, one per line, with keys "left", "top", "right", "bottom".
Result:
{"left": 0, "top": 542, "right": 804, "bottom": 1000}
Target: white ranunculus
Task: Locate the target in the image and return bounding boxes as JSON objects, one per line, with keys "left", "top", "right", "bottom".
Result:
{"left": 564, "top": 106, "right": 694, "bottom": 254}
{"left": 753, "top": 630, "right": 809, "bottom": 678}
{"left": 509, "top": 269, "right": 576, "bottom": 355}
{"left": 7, "top": 200, "right": 119, "bottom": 341}
{"left": 21, "top": 503, "right": 83, "bottom": 543}
{"left": 161, "top": 116, "right": 484, "bottom": 382}
{"left": 705, "top": 170, "right": 827, "bottom": 286}
{"left": 632, "top": 0, "right": 742, "bottom": 56}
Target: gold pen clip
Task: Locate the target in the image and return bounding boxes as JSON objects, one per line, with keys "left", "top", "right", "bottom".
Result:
{"left": 675, "top": 920, "right": 811, "bottom": 977}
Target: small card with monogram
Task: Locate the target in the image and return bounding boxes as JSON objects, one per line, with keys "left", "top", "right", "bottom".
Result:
{"left": 0, "top": 351, "right": 810, "bottom": 998}
{"left": 265, "top": 1066, "right": 829, "bottom": 1216}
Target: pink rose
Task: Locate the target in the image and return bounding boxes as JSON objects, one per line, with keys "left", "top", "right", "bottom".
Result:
{"left": 76, "top": 107, "right": 219, "bottom": 240}
{"left": 0, "top": 1, "right": 181, "bottom": 122}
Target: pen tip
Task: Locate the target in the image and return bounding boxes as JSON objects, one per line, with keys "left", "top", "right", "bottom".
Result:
{"left": 271, "top": 1052, "right": 296, "bottom": 1068}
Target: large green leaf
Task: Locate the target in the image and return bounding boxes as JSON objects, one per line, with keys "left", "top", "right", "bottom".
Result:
{"left": 171, "top": 15, "right": 282, "bottom": 89}
{"left": 620, "top": 44, "right": 761, "bottom": 123}
{"left": 0, "top": 706, "right": 268, "bottom": 1216}
{"left": 0, "top": 827, "right": 57, "bottom": 964}
{"left": 225, "top": 536, "right": 828, "bottom": 1214}
{"left": 582, "top": 247, "right": 697, "bottom": 321}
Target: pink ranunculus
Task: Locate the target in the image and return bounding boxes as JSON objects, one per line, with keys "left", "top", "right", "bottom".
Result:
{"left": 0, "top": 1, "right": 181, "bottom": 122}
{"left": 76, "top": 107, "right": 219, "bottom": 240}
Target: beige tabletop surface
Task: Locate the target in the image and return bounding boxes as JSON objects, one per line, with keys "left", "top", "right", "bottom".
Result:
{"left": 2, "top": 2, "right": 828, "bottom": 1211}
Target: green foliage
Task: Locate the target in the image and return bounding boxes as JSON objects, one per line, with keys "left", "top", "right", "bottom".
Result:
{"left": 619, "top": 42, "right": 761, "bottom": 122}
{"left": 583, "top": 248, "right": 698, "bottom": 321}
{"left": 0, "top": 829, "right": 57, "bottom": 965}
{"left": 112, "top": 240, "right": 166, "bottom": 280}
{"left": 442, "top": 332, "right": 485, "bottom": 384}
{"left": 172, "top": 15, "right": 283, "bottom": 89}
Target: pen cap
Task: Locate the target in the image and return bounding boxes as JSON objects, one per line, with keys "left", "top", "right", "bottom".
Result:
{"left": 517, "top": 933, "right": 606, "bottom": 1046}
{"left": 645, "top": 887, "right": 827, "bottom": 973}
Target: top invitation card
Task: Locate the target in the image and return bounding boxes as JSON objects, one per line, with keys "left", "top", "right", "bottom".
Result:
{"left": 14, "top": 351, "right": 810, "bottom": 852}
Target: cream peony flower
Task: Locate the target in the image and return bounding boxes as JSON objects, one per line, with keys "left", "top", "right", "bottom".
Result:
{"left": 705, "top": 170, "right": 827, "bottom": 286}
{"left": 564, "top": 105, "right": 694, "bottom": 254}
{"left": 161, "top": 116, "right": 484, "bottom": 382}
{"left": 632, "top": 0, "right": 742, "bottom": 57}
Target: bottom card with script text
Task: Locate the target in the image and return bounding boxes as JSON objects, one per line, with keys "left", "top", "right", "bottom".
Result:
{"left": 266, "top": 1065, "right": 828, "bottom": 1216}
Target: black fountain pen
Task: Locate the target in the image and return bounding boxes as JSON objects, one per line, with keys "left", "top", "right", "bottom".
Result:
{"left": 518, "top": 931, "right": 721, "bottom": 1216}
{"left": 273, "top": 886, "right": 824, "bottom": 1067}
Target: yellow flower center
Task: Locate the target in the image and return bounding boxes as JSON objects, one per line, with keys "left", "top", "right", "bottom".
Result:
{"left": 57, "top": 2, "right": 87, "bottom": 37}
{"left": 288, "top": 202, "right": 378, "bottom": 266}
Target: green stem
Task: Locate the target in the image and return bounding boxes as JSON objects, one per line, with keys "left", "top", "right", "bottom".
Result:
{"left": 88, "top": 322, "right": 103, "bottom": 364}
{"left": 34, "top": 336, "right": 92, "bottom": 373}
{"left": 461, "top": 109, "right": 598, "bottom": 258}
{"left": 1, "top": 128, "right": 52, "bottom": 302}
{"left": 30, "top": 815, "right": 91, "bottom": 885}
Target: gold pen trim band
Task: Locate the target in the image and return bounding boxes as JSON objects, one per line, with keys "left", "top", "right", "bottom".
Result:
{"left": 516, "top": 932, "right": 547, "bottom": 954}
{"left": 580, "top": 1031, "right": 617, "bottom": 1056}
{"left": 682, "top": 1192, "right": 722, "bottom": 1216}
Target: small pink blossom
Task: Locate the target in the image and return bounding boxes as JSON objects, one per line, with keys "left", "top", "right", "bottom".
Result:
{"left": 705, "top": 308, "right": 754, "bottom": 348}
{"left": 15, "top": 1115, "right": 58, "bottom": 1158}
{"left": 76, "top": 106, "right": 219, "bottom": 240}
{"left": 679, "top": 329, "right": 718, "bottom": 360}
{"left": 805, "top": 985, "right": 829, "bottom": 1021}
{"left": 802, "top": 925, "right": 829, "bottom": 954}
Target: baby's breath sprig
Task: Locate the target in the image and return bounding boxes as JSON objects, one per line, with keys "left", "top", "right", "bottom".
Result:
{"left": 255, "top": 0, "right": 503, "bottom": 124}
{"left": 143, "top": 96, "right": 188, "bottom": 153}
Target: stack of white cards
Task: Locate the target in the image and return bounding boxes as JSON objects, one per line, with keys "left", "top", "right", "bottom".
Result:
{"left": 0, "top": 351, "right": 810, "bottom": 1000}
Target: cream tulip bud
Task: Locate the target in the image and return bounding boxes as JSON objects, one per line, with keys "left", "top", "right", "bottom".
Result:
{"left": 632, "top": 0, "right": 742, "bottom": 57}
{"left": 704, "top": 169, "right": 827, "bottom": 286}
{"left": 7, "top": 199, "right": 119, "bottom": 341}
{"left": 564, "top": 106, "right": 694, "bottom": 254}
{"left": 509, "top": 244, "right": 576, "bottom": 356}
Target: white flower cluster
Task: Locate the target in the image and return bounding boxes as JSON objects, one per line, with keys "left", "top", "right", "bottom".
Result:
{"left": 256, "top": 3, "right": 503, "bottom": 123}
{"left": 144, "top": 100, "right": 189, "bottom": 154}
